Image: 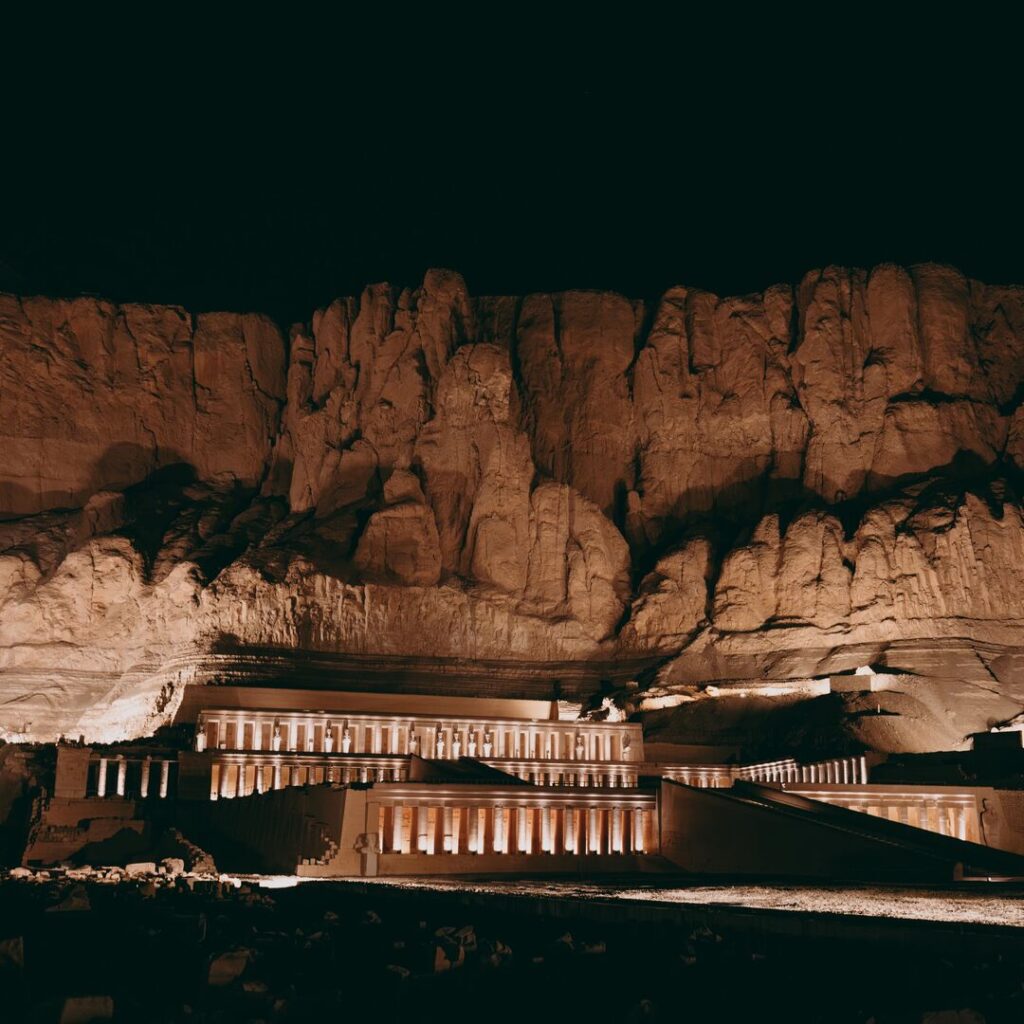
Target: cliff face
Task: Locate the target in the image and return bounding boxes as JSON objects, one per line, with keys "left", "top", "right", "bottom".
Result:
{"left": 2, "top": 265, "right": 1024, "bottom": 749}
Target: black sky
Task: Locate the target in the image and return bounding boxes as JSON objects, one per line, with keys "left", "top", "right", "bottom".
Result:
{"left": 3, "top": 15, "right": 1021, "bottom": 328}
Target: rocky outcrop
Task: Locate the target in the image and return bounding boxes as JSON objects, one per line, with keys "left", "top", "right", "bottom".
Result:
{"left": 3, "top": 263, "right": 1024, "bottom": 750}
{"left": 0, "top": 295, "right": 285, "bottom": 516}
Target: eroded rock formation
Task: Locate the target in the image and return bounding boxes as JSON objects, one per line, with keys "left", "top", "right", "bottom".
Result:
{"left": 3, "top": 264, "right": 1024, "bottom": 750}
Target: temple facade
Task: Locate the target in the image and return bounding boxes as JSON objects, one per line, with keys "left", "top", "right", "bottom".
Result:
{"left": 37, "top": 686, "right": 1024, "bottom": 880}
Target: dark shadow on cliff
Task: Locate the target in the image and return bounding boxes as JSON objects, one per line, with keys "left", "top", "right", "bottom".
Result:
{"left": 630, "top": 450, "right": 1022, "bottom": 615}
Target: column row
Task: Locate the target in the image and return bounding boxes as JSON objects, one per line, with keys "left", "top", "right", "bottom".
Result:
{"left": 199, "top": 717, "right": 638, "bottom": 762}
{"left": 858, "top": 800, "right": 972, "bottom": 841}
{"left": 508, "top": 766, "right": 640, "bottom": 788}
{"left": 209, "top": 760, "right": 408, "bottom": 799}
{"left": 376, "top": 803, "right": 654, "bottom": 856}
{"left": 94, "top": 756, "right": 171, "bottom": 798}
{"left": 742, "top": 756, "right": 868, "bottom": 785}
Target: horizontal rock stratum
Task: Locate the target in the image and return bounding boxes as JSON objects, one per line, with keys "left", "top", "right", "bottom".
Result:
{"left": 2, "top": 265, "right": 1024, "bottom": 749}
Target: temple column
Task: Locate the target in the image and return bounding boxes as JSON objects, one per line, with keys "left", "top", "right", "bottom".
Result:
{"left": 414, "top": 805, "right": 429, "bottom": 853}
{"left": 432, "top": 805, "right": 444, "bottom": 854}
{"left": 955, "top": 806, "right": 967, "bottom": 840}
{"left": 564, "top": 809, "right": 576, "bottom": 853}
{"left": 96, "top": 757, "right": 108, "bottom": 797}
{"left": 551, "top": 806, "right": 563, "bottom": 853}
{"left": 493, "top": 807, "right": 505, "bottom": 853}
{"left": 633, "top": 809, "right": 646, "bottom": 853}
{"left": 238, "top": 762, "right": 249, "bottom": 797}
{"left": 219, "top": 762, "right": 231, "bottom": 799}
{"left": 209, "top": 765, "right": 219, "bottom": 800}
{"left": 476, "top": 806, "right": 488, "bottom": 853}
{"left": 452, "top": 806, "right": 464, "bottom": 852}
{"left": 255, "top": 764, "right": 265, "bottom": 793}
{"left": 140, "top": 757, "right": 151, "bottom": 798}
{"left": 467, "top": 806, "right": 480, "bottom": 854}
{"left": 271, "top": 764, "right": 282, "bottom": 789}
{"left": 587, "top": 808, "right": 599, "bottom": 854}
{"left": 251, "top": 720, "right": 261, "bottom": 751}
{"left": 936, "top": 804, "right": 949, "bottom": 836}
{"left": 115, "top": 756, "right": 127, "bottom": 797}
{"left": 611, "top": 807, "right": 623, "bottom": 853}
{"left": 385, "top": 804, "right": 398, "bottom": 853}
{"left": 425, "top": 806, "right": 438, "bottom": 855}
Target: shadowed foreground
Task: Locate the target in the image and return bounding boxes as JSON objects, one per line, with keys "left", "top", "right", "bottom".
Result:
{"left": 2, "top": 873, "right": 1024, "bottom": 1022}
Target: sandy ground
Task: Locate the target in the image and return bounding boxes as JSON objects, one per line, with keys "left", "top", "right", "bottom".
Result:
{"left": 252, "top": 875, "right": 1024, "bottom": 928}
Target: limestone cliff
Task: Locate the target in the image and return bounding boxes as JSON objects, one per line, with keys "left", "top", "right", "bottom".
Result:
{"left": 2, "top": 265, "right": 1024, "bottom": 751}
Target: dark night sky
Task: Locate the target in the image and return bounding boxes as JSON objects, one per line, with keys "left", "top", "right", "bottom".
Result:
{"left": 3, "top": 15, "right": 1021, "bottom": 329}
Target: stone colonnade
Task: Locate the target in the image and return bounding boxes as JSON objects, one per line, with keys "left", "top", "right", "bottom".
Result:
{"left": 666, "top": 755, "right": 869, "bottom": 788}
{"left": 786, "top": 785, "right": 980, "bottom": 842}
{"left": 196, "top": 710, "right": 644, "bottom": 764}
{"left": 736, "top": 755, "right": 868, "bottom": 785}
{"left": 94, "top": 755, "right": 172, "bottom": 799}
{"left": 367, "top": 790, "right": 658, "bottom": 857}
{"left": 210, "top": 755, "right": 409, "bottom": 800}
{"left": 499, "top": 760, "right": 639, "bottom": 788}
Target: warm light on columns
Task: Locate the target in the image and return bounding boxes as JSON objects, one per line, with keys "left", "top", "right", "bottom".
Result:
{"left": 493, "top": 807, "right": 506, "bottom": 853}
